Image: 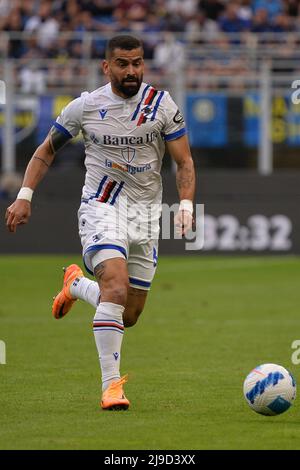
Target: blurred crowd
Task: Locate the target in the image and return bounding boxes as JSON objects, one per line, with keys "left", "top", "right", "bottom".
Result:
{"left": 0, "top": 0, "right": 299, "bottom": 184}
{"left": 1, "top": 0, "right": 300, "bottom": 93}
{"left": 1, "top": 0, "right": 300, "bottom": 59}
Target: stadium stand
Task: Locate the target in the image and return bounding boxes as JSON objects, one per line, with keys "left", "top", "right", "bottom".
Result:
{"left": 0, "top": 1, "right": 299, "bottom": 92}
{"left": 1, "top": 1, "right": 300, "bottom": 254}
{"left": 1, "top": 1, "right": 300, "bottom": 173}
{"left": 1, "top": 0, "right": 300, "bottom": 59}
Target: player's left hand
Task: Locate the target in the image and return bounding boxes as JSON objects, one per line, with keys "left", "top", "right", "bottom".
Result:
{"left": 174, "top": 210, "right": 194, "bottom": 237}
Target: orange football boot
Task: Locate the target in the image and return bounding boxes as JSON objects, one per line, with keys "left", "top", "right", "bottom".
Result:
{"left": 101, "top": 375, "right": 130, "bottom": 411}
{"left": 52, "top": 264, "right": 83, "bottom": 319}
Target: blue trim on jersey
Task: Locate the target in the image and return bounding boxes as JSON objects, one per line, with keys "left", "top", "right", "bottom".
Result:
{"left": 153, "top": 246, "right": 158, "bottom": 267}
{"left": 83, "top": 244, "right": 128, "bottom": 275}
{"left": 83, "top": 258, "right": 94, "bottom": 275}
{"left": 131, "top": 85, "right": 150, "bottom": 121}
{"left": 53, "top": 122, "right": 73, "bottom": 138}
{"left": 110, "top": 181, "right": 124, "bottom": 205}
{"left": 151, "top": 91, "right": 164, "bottom": 121}
{"left": 85, "top": 244, "right": 127, "bottom": 259}
{"left": 95, "top": 175, "right": 108, "bottom": 199}
{"left": 129, "top": 277, "right": 151, "bottom": 288}
{"left": 164, "top": 127, "right": 187, "bottom": 141}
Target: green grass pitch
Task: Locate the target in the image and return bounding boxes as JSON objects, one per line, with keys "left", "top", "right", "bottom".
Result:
{"left": 0, "top": 255, "right": 300, "bottom": 450}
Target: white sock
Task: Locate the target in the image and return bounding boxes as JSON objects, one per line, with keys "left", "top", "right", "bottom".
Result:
{"left": 93, "top": 302, "right": 125, "bottom": 391}
{"left": 70, "top": 276, "right": 100, "bottom": 308}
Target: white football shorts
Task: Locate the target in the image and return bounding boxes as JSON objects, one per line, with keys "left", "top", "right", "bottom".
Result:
{"left": 78, "top": 199, "right": 159, "bottom": 290}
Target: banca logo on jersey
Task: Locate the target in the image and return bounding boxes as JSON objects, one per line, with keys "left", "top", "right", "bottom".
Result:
{"left": 90, "top": 131, "right": 159, "bottom": 150}
{"left": 102, "top": 131, "right": 158, "bottom": 146}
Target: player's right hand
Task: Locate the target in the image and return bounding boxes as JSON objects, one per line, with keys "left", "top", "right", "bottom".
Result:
{"left": 5, "top": 200, "right": 31, "bottom": 233}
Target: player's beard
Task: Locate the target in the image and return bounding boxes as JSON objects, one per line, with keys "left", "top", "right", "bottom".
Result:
{"left": 113, "top": 74, "right": 143, "bottom": 98}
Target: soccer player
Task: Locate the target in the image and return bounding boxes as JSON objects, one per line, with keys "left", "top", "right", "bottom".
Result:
{"left": 5, "top": 35, "right": 195, "bottom": 410}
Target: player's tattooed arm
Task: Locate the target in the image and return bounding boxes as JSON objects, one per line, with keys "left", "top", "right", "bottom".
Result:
{"left": 25, "top": 125, "right": 72, "bottom": 177}
{"left": 5, "top": 125, "right": 73, "bottom": 233}
{"left": 167, "top": 134, "right": 195, "bottom": 236}
{"left": 48, "top": 125, "right": 72, "bottom": 154}
{"left": 10, "top": 126, "right": 71, "bottom": 194}
{"left": 176, "top": 161, "right": 195, "bottom": 195}
{"left": 166, "top": 134, "right": 195, "bottom": 201}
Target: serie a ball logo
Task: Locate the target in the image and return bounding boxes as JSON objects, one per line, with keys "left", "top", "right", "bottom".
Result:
{"left": 243, "top": 363, "right": 296, "bottom": 416}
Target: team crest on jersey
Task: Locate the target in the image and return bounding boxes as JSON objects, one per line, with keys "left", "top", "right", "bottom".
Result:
{"left": 99, "top": 109, "right": 107, "bottom": 119}
{"left": 121, "top": 146, "right": 136, "bottom": 163}
{"left": 141, "top": 105, "right": 153, "bottom": 117}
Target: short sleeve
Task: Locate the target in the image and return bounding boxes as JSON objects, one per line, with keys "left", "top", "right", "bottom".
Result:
{"left": 54, "top": 92, "right": 87, "bottom": 138}
{"left": 162, "top": 92, "right": 187, "bottom": 142}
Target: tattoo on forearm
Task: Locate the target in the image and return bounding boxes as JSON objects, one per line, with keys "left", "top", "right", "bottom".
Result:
{"left": 33, "top": 156, "right": 50, "bottom": 167}
{"left": 49, "top": 126, "right": 71, "bottom": 153}
{"left": 94, "top": 262, "right": 106, "bottom": 281}
{"left": 176, "top": 163, "right": 195, "bottom": 191}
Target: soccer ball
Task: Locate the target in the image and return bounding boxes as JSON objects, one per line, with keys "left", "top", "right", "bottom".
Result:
{"left": 243, "top": 363, "right": 296, "bottom": 416}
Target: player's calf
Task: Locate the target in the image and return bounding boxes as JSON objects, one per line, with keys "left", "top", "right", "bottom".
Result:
{"left": 92, "top": 257, "right": 129, "bottom": 400}
{"left": 123, "top": 287, "right": 148, "bottom": 327}
{"left": 123, "top": 305, "right": 144, "bottom": 327}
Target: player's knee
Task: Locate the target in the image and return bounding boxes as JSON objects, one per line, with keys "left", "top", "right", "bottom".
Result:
{"left": 102, "top": 282, "right": 129, "bottom": 306}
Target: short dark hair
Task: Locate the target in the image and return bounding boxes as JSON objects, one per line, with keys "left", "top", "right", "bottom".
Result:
{"left": 105, "top": 35, "right": 144, "bottom": 59}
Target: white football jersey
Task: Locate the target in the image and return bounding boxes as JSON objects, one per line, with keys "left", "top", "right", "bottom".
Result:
{"left": 55, "top": 82, "right": 186, "bottom": 212}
